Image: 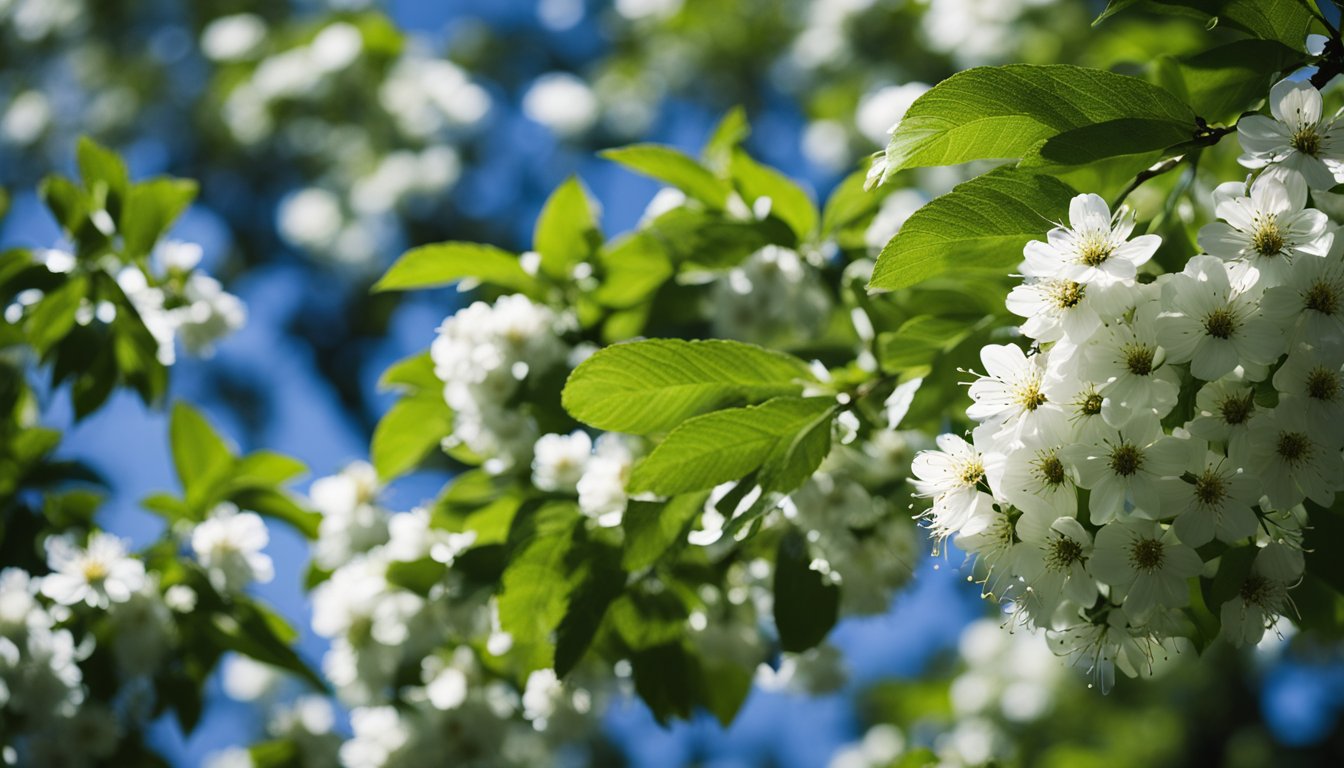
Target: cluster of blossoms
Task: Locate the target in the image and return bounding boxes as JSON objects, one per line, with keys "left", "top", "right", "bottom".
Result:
{"left": 283, "top": 462, "right": 603, "bottom": 768}
{"left": 911, "top": 77, "right": 1344, "bottom": 690}
{"left": 0, "top": 503, "right": 276, "bottom": 766}
{"left": 202, "top": 14, "right": 491, "bottom": 266}
{"left": 3, "top": 239, "right": 245, "bottom": 367}
{"left": 431, "top": 294, "right": 575, "bottom": 473}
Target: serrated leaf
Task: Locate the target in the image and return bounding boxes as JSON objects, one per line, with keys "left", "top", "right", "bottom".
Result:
{"left": 498, "top": 502, "right": 580, "bottom": 675}
{"left": 377, "top": 351, "right": 439, "bottom": 393}
{"left": 774, "top": 527, "right": 839, "bottom": 653}
{"left": 1100, "top": 0, "right": 1322, "bottom": 50}
{"left": 121, "top": 178, "right": 197, "bottom": 259}
{"left": 373, "top": 242, "right": 541, "bottom": 295}
{"left": 881, "top": 64, "right": 1194, "bottom": 176}
{"left": 601, "top": 145, "right": 727, "bottom": 207}
{"left": 628, "top": 396, "right": 836, "bottom": 496}
{"left": 756, "top": 402, "right": 835, "bottom": 493}
{"left": 554, "top": 542, "right": 624, "bottom": 678}
{"left": 1161, "top": 39, "right": 1305, "bottom": 124}
{"left": 622, "top": 493, "right": 708, "bottom": 572}
{"left": 563, "top": 338, "right": 813, "bottom": 434}
{"left": 729, "top": 150, "right": 818, "bottom": 239}
{"left": 371, "top": 393, "right": 452, "bottom": 482}
{"left": 534, "top": 177, "right": 601, "bottom": 281}
{"left": 169, "top": 402, "right": 234, "bottom": 498}
{"left": 869, "top": 167, "right": 1076, "bottom": 291}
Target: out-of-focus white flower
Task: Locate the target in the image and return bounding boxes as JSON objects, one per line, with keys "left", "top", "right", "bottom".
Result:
{"left": 312, "top": 462, "right": 390, "bottom": 570}
{"left": 191, "top": 503, "right": 274, "bottom": 594}
{"left": 531, "top": 431, "right": 592, "bottom": 492}
{"left": 523, "top": 72, "right": 600, "bottom": 138}
{"left": 40, "top": 532, "right": 145, "bottom": 609}
{"left": 201, "top": 14, "right": 267, "bottom": 62}
{"left": 855, "top": 83, "right": 929, "bottom": 148}
{"left": 577, "top": 434, "right": 635, "bottom": 527}
{"left": 222, "top": 654, "right": 283, "bottom": 702}
{"left": 1, "top": 89, "right": 51, "bottom": 145}
{"left": 279, "top": 187, "right": 345, "bottom": 251}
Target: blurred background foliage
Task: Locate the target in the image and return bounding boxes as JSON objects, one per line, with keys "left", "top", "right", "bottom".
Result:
{"left": 2, "top": 0, "right": 1343, "bottom": 765}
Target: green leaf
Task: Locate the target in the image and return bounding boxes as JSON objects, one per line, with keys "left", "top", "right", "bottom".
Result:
{"left": 877, "top": 315, "right": 979, "bottom": 371}
{"left": 1305, "top": 500, "right": 1344, "bottom": 596}
{"left": 641, "top": 207, "right": 790, "bottom": 267}
{"left": 209, "top": 600, "right": 325, "bottom": 690}
{"left": 1160, "top": 40, "right": 1304, "bottom": 124}
{"left": 593, "top": 233, "right": 674, "bottom": 310}
{"left": 628, "top": 397, "right": 837, "bottom": 496}
{"left": 121, "top": 178, "right": 198, "bottom": 259}
{"left": 730, "top": 150, "right": 818, "bottom": 239}
{"left": 372, "top": 242, "right": 542, "bottom": 295}
{"left": 869, "top": 167, "right": 1076, "bottom": 291}
{"left": 39, "top": 176, "right": 89, "bottom": 235}
{"left": 1100, "top": 0, "right": 1323, "bottom": 50}
{"left": 695, "top": 653, "right": 754, "bottom": 726}
{"left": 248, "top": 740, "right": 299, "bottom": 768}
{"left": 821, "top": 169, "right": 885, "bottom": 239}
{"left": 881, "top": 64, "right": 1194, "bottom": 176}
{"left": 230, "top": 487, "right": 320, "bottom": 539}
{"left": 497, "top": 502, "right": 580, "bottom": 674}
{"left": 563, "top": 338, "right": 813, "bottom": 434}
{"left": 533, "top": 177, "right": 601, "bottom": 281}
{"left": 622, "top": 494, "right": 708, "bottom": 572}
{"left": 370, "top": 393, "right": 452, "bottom": 482}
{"left": 169, "top": 403, "right": 234, "bottom": 497}
{"left": 27, "top": 275, "right": 88, "bottom": 354}
{"left": 377, "top": 351, "right": 439, "bottom": 393}
{"left": 756, "top": 402, "right": 835, "bottom": 493}
{"left": 774, "top": 527, "right": 839, "bottom": 653}
{"left": 231, "top": 451, "right": 307, "bottom": 488}
{"left": 630, "top": 643, "right": 695, "bottom": 723}
{"left": 76, "top": 137, "right": 130, "bottom": 207}
{"left": 610, "top": 586, "right": 688, "bottom": 650}
{"left": 554, "top": 542, "right": 624, "bottom": 678}
{"left": 702, "top": 107, "right": 750, "bottom": 173}
{"left": 601, "top": 145, "right": 727, "bottom": 207}
{"left": 386, "top": 557, "right": 447, "bottom": 595}
{"left": 142, "top": 492, "right": 191, "bottom": 524}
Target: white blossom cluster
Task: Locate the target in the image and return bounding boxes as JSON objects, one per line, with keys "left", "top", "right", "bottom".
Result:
{"left": 531, "top": 430, "right": 639, "bottom": 527}
{"left": 711, "top": 244, "right": 833, "bottom": 349}
{"left": 290, "top": 462, "right": 602, "bottom": 768}
{"left": 0, "top": 534, "right": 172, "bottom": 767}
{"left": 911, "top": 77, "right": 1344, "bottom": 691}
{"left": 2, "top": 239, "right": 245, "bottom": 367}
{"left": 203, "top": 15, "right": 490, "bottom": 266}
{"left": 431, "top": 294, "right": 574, "bottom": 474}
{"left": 0, "top": 496, "right": 289, "bottom": 766}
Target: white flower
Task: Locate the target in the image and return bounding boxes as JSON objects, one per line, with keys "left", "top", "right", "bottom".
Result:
{"left": 1219, "top": 543, "right": 1303, "bottom": 647}
{"left": 965, "top": 344, "right": 1066, "bottom": 447}
{"left": 576, "top": 434, "right": 635, "bottom": 527}
{"left": 1064, "top": 414, "right": 1192, "bottom": 525}
{"left": 1012, "top": 516, "right": 1098, "bottom": 621}
{"left": 0, "top": 568, "right": 40, "bottom": 630}
{"left": 710, "top": 245, "right": 832, "bottom": 348}
{"left": 1006, "top": 277, "right": 1100, "bottom": 345}
{"left": 1046, "top": 611, "right": 1154, "bottom": 694}
{"left": 531, "top": 431, "right": 592, "bottom": 492}
{"left": 911, "top": 434, "right": 1001, "bottom": 539}
{"left": 991, "top": 429, "right": 1077, "bottom": 528}
{"left": 191, "top": 504, "right": 274, "bottom": 594}
{"left": 1076, "top": 302, "right": 1180, "bottom": 427}
{"left": 1159, "top": 451, "right": 1259, "bottom": 547}
{"left": 170, "top": 273, "right": 247, "bottom": 358}
{"left": 1244, "top": 403, "right": 1344, "bottom": 511}
{"left": 222, "top": 654, "right": 282, "bottom": 702}
{"left": 1198, "top": 173, "right": 1332, "bottom": 289}
{"left": 312, "top": 461, "right": 390, "bottom": 570}
{"left": 1087, "top": 520, "right": 1202, "bottom": 621}
{"left": 108, "top": 586, "right": 175, "bottom": 677}
{"left": 1155, "top": 255, "right": 1283, "bottom": 380}
{"left": 1184, "top": 377, "right": 1259, "bottom": 455}
{"left": 40, "top": 532, "right": 146, "bottom": 609}
{"left": 1237, "top": 79, "right": 1344, "bottom": 189}
{"left": 1022, "top": 194, "right": 1160, "bottom": 286}
{"left": 1272, "top": 348, "right": 1344, "bottom": 439}
{"left": 1259, "top": 250, "right": 1344, "bottom": 355}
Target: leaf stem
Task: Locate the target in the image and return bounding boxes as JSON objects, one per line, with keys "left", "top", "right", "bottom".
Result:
{"left": 1110, "top": 156, "right": 1186, "bottom": 210}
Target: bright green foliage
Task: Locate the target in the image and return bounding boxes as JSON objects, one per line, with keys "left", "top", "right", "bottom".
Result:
{"left": 563, "top": 339, "right": 816, "bottom": 434}
{"left": 869, "top": 168, "right": 1077, "bottom": 290}
{"left": 373, "top": 242, "right": 544, "bottom": 296}
{"left": 601, "top": 144, "right": 730, "bottom": 207}
{"left": 877, "top": 64, "right": 1195, "bottom": 179}
{"left": 535, "top": 177, "right": 604, "bottom": 281}
{"left": 371, "top": 351, "right": 453, "bottom": 481}
{"left": 627, "top": 396, "right": 837, "bottom": 495}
